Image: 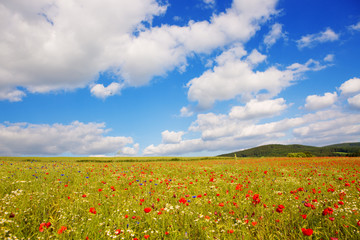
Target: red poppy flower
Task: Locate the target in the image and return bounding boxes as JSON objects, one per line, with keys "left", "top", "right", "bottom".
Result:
{"left": 301, "top": 214, "right": 307, "bottom": 219}
{"left": 322, "top": 207, "right": 333, "bottom": 216}
{"left": 89, "top": 207, "right": 96, "bottom": 214}
{"left": 57, "top": 226, "right": 67, "bottom": 234}
{"left": 144, "top": 207, "right": 152, "bottom": 213}
{"left": 252, "top": 194, "right": 260, "bottom": 205}
{"left": 39, "top": 223, "right": 45, "bottom": 232}
{"left": 144, "top": 235, "right": 150, "bottom": 239}
{"left": 301, "top": 228, "right": 313, "bottom": 236}
{"left": 276, "top": 205, "right": 284, "bottom": 213}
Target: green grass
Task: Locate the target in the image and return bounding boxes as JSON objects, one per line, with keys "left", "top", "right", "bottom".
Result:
{"left": 1, "top": 157, "right": 359, "bottom": 239}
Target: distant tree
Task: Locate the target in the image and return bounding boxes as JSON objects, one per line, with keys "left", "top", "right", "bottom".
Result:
{"left": 287, "top": 152, "right": 313, "bottom": 158}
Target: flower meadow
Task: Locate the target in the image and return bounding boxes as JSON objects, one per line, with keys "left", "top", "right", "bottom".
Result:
{"left": 1, "top": 157, "right": 360, "bottom": 239}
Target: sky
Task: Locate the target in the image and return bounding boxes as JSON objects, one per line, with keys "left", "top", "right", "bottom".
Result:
{"left": 1, "top": 0, "right": 360, "bottom": 157}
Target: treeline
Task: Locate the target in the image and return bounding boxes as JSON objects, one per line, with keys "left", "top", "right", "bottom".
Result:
{"left": 219, "top": 142, "right": 360, "bottom": 158}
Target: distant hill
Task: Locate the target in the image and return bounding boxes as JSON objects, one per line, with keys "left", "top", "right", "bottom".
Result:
{"left": 218, "top": 142, "right": 360, "bottom": 157}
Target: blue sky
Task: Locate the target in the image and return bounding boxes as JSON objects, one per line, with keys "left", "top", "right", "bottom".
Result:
{"left": 1, "top": 0, "right": 360, "bottom": 156}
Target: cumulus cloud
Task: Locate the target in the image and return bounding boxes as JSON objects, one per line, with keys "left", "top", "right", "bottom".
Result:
{"left": 292, "top": 112, "right": 360, "bottom": 145}
{"left": 0, "top": 0, "right": 167, "bottom": 100}
{"left": 121, "top": 143, "right": 140, "bottom": 156}
{"left": 144, "top": 108, "right": 360, "bottom": 156}
{"left": 0, "top": 88, "right": 26, "bottom": 102}
{"left": 187, "top": 45, "right": 326, "bottom": 109}
{"left": 203, "top": 0, "right": 216, "bottom": 8}
{"left": 229, "top": 98, "right": 287, "bottom": 119}
{"left": 297, "top": 28, "right": 339, "bottom": 49}
{"left": 323, "top": 54, "right": 335, "bottom": 62}
{"left": 339, "top": 77, "right": 360, "bottom": 96}
{"left": 180, "top": 106, "right": 194, "bottom": 117}
{"left": 0, "top": 121, "right": 137, "bottom": 156}
{"left": 161, "top": 130, "right": 185, "bottom": 144}
{"left": 246, "top": 49, "right": 267, "bottom": 66}
{"left": 0, "top": 0, "right": 279, "bottom": 101}
{"left": 90, "top": 82, "right": 123, "bottom": 99}
{"left": 349, "top": 21, "right": 360, "bottom": 31}
{"left": 263, "top": 23, "right": 285, "bottom": 48}
{"left": 348, "top": 94, "right": 360, "bottom": 109}
{"left": 304, "top": 92, "right": 337, "bottom": 111}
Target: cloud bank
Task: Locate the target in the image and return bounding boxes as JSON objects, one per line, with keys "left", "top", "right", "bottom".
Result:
{"left": 0, "top": 0, "right": 278, "bottom": 101}
{"left": 0, "top": 121, "right": 138, "bottom": 156}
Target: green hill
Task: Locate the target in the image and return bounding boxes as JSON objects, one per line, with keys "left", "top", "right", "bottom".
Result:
{"left": 219, "top": 142, "right": 360, "bottom": 157}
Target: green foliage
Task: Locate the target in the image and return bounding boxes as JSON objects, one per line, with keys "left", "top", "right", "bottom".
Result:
{"left": 287, "top": 152, "right": 313, "bottom": 158}
{"left": 219, "top": 142, "right": 360, "bottom": 157}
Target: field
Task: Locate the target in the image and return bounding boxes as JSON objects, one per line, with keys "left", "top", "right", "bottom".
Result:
{"left": 1, "top": 157, "right": 360, "bottom": 239}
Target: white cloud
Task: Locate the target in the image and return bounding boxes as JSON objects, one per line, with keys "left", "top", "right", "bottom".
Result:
{"left": 0, "top": 121, "right": 137, "bottom": 156}
{"left": 339, "top": 77, "right": 360, "bottom": 95}
{"left": 121, "top": 143, "right": 140, "bottom": 156}
{"left": 0, "top": 0, "right": 167, "bottom": 100}
{"left": 324, "top": 54, "right": 335, "bottom": 62}
{"left": 0, "top": 0, "right": 279, "bottom": 101}
{"left": 180, "top": 106, "right": 194, "bottom": 117}
{"left": 0, "top": 88, "right": 26, "bottom": 102}
{"left": 304, "top": 92, "right": 337, "bottom": 111}
{"left": 161, "top": 130, "right": 185, "bottom": 144}
{"left": 263, "top": 23, "right": 285, "bottom": 48}
{"left": 246, "top": 49, "right": 267, "bottom": 66}
{"left": 348, "top": 94, "right": 360, "bottom": 109}
{"left": 90, "top": 82, "right": 123, "bottom": 99}
{"left": 144, "top": 108, "right": 360, "bottom": 156}
{"left": 187, "top": 46, "right": 326, "bottom": 109}
{"left": 286, "top": 59, "right": 326, "bottom": 72}
{"left": 349, "top": 21, "right": 360, "bottom": 31}
{"left": 297, "top": 28, "right": 339, "bottom": 49}
{"left": 229, "top": 98, "right": 287, "bottom": 119}
{"left": 292, "top": 112, "right": 360, "bottom": 145}
{"left": 203, "top": 0, "right": 215, "bottom": 8}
